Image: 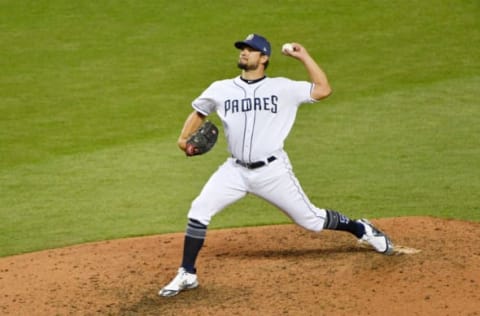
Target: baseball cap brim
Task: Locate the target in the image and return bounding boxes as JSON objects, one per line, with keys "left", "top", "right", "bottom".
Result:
{"left": 234, "top": 34, "right": 271, "bottom": 56}
{"left": 234, "top": 41, "right": 259, "bottom": 51}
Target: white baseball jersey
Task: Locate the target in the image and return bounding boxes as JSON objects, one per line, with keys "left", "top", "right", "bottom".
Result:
{"left": 192, "top": 76, "right": 317, "bottom": 162}
{"left": 188, "top": 76, "right": 328, "bottom": 232}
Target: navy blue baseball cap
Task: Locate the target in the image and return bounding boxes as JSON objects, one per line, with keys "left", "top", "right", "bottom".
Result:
{"left": 234, "top": 34, "right": 271, "bottom": 56}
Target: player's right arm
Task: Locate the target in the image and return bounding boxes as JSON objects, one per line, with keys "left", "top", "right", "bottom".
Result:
{"left": 285, "top": 43, "right": 332, "bottom": 101}
{"left": 177, "top": 111, "right": 206, "bottom": 152}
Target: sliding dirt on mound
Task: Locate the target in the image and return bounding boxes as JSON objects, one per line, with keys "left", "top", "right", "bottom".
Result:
{"left": 1, "top": 217, "right": 479, "bottom": 315}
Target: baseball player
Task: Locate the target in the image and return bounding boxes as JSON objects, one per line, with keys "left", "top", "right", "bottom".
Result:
{"left": 159, "top": 33, "right": 394, "bottom": 297}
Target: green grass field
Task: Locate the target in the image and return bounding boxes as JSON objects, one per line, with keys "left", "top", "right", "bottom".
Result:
{"left": 1, "top": 0, "right": 479, "bottom": 257}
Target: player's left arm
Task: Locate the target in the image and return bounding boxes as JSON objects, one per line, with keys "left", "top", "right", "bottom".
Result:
{"left": 177, "top": 110, "right": 206, "bottom": 152}
{"left": 285, "top": 43, "right": 332, "bottom": 101}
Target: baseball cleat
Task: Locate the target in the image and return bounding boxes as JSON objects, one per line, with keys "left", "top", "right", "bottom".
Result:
{"left": 159, "top": 267, "right": 199, "bottom": 297}
{"left": 357, "top": 219, "right": 394, "bottom": 255}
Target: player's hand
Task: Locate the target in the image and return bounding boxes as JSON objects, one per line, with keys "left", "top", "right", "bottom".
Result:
{"left": 286, "top": 43, "right": 309, "bottom": 60}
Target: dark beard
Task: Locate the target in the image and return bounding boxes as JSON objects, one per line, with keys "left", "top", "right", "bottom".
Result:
{"left": 237, "top": 60, "right": 258, "bottom": 71}
{"left": 237, "top": 61, "right": 248, "bottom": 70}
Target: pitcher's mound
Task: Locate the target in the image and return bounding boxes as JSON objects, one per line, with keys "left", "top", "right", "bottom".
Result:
{"left": 0, "top": 216, "right": 479, "bottom": 315}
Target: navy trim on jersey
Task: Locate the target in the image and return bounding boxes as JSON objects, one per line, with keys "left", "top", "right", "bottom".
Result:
{"left": 233, "top": 80, "right": 249, "bottom": 162}
{"left": 240, "top": 76, "right": 266, "bottom": 85}
{"left": 281, "top": 155, "right": 327, "bottom": 223}
{"left": 308, "top": 83, "right": 321, "bottom": 103}
{"left": 248, "top": 83, "right": 264, "bottom": 162}
{"left": 248, "top": 110, "right": 257, "bottom": 162}
{"left": 241, "top": 112, "right": 248, "bottom": 162}
{"left": 192, "top": 104, "right": 209, "bottom": 116}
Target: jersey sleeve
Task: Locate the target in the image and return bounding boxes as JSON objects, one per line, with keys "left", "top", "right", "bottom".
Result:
{"left": 274, "top": 78, "right": 318, "bottom": 106}
{"left": 191, "top": 82, "right": 220, "bottom": 116}
{"left": 291, "top": 80, "right": 318, "bottom": 105}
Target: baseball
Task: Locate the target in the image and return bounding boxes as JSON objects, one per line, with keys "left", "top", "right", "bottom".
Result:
{"left": 281, "top": 43, "right": 294, "bottom": 55}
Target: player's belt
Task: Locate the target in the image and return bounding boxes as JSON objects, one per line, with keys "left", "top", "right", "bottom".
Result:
{"left": 235, "top": 156, "right": 277, "bottom": 169}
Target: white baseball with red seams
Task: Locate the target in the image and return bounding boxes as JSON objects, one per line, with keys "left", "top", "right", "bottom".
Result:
{"left": 282, "top": 43, "right": 294, "bottom": 54}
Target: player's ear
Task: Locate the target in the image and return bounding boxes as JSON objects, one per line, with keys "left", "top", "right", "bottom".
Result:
{"left": 260, "top": 54, "right": 270, "bottom": 69}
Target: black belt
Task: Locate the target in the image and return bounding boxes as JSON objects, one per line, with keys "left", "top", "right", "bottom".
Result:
{"left": 235, "top": 156, "right": 276, "bottom": 169}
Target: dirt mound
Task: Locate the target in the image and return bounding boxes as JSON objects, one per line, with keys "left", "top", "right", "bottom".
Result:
{"left": 1, "top": 217, "right": 479, "bottom": 315}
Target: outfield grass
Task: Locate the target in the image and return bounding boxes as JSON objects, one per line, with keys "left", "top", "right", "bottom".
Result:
{"left": 1, "top": 1, "right": 479, "bottom": 257}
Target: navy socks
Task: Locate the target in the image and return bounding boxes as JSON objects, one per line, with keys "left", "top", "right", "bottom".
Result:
{"left": 181, "top": 218, "right": 207, "bottom": 274}
{"left": 323, "top": 209, "right": 365, "bottom": 238}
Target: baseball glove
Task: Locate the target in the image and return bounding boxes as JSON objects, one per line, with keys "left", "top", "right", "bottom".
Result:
{"left": 185, "top": 121, "right": 219, "bottom": 156}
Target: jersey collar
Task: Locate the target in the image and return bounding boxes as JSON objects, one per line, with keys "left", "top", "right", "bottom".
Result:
{"left": 239, "top": 75, "right": 267, "bottom": 85}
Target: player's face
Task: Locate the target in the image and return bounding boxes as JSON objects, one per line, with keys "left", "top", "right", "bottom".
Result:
{"left": 237, "top": 46, "right": 264, "bottom": 71}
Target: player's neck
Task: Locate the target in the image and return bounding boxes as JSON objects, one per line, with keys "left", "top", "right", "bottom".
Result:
{"left": 240, "top": 69, "right": 266, "bottom": 83}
